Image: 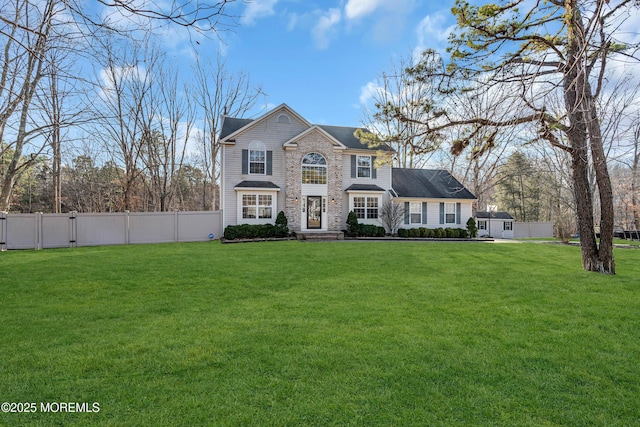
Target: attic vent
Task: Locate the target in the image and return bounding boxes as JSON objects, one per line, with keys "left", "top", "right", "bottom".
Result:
{"left": 277, "top": 114, "right": 290, "bottom": 124}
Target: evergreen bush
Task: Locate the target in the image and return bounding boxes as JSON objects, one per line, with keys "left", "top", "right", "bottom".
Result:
{"left": 466, "top": 217, "right": 478, "bottom": 238}
{"left": 346, "top": 211, "right": 359, "bottom": 237}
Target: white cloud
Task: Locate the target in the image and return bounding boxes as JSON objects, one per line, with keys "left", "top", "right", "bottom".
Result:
{"left": 359, "top": 81, "right": 382, "bottom": 106}
{"left": 98, "top": 65, "right": 148, "bottom": 101}
{"left": 414, "top": 12, "right": 456, "bottom": 58}
{"left": 344, "top": 0, "right": 386, "bottom": 20}
{"left": 241, "top": 0, "right": 279, "bottom": 26}
{"left": 312, "top": 8, "right": 342, "bottom": 50}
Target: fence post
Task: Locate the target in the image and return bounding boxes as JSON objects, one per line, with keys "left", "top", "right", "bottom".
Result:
{"left": 36, "top": 212, "right": 43, "bottom": 250}
{"left": 125, "top": 210, "right": 130, "bottom": 245}
{"left": 69, "top": 211, "right": 77, "bottom": 247}
{"left": 0, "top": 211, "right": 6, "bottom": 251}
{"left": 174, "top": 210, "right": 179, "bottom": 242}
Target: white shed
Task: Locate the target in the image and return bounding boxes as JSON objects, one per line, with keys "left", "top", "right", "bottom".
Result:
{"left": 475, "top": 211, "right": 515, "bottom": 239}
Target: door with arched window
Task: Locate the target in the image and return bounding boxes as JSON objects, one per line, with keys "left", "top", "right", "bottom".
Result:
{"left": 301, "top": 153, "right": 328, "bottom": 230}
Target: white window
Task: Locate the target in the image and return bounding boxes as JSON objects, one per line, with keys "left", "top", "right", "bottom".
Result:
{"left": 242, "top": 195, "right": 256, "bottom": 219}
{"left": 357, "top": 156, "right": 371, "bottom": 178}
{"left": 353, "top": 196, "right": 379, "bottom": 219}
{"left": 410, "top": 201, "right": 422, "bottom": 224}
{"left": 258, "top": 195, "right": 273, "bottom": 219}
{"left": 242, "top": 194, "right": 273, "bottom": 220}
{"left": 248, "top": 141, "right": 266, "bottom": 175}
{"left": 478, "top": 220, "right": 487, "bottom": 230}
{"left": 504, "top": 221, "right": 513, "bottom": 231}
{"left": 367, "top": 197, "right": 378, "bottom": 219}
{"left": 302, "top": 153, "right": 327, "bottom": 184}
{"left": 353, "top": 197, "right": 366, "bottom": 219}
{"left": 445, "top": 202, "right": 456, "bottom": 224}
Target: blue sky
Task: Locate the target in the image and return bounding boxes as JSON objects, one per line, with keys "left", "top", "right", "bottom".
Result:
{"left": 206, "top": 0, "right": 456, "bottom": 126}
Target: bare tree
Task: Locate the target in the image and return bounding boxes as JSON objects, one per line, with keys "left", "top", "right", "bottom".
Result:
{"left": 379, "top": 200, "right": 404, "bottom": 235}
{"left": 0, "top": 0, "right": 58, "bottom": 211}
{"left": 138, "top": 59, "right": 194, "bottom": 211}
{"left": 91, "top": 35, "right": 158, "bottom": 211}
{"left": 193, "top": 54, "right": 263, "bottom": 210}
{"left": 0, "top": 0, "right": 236, "bottom": 212}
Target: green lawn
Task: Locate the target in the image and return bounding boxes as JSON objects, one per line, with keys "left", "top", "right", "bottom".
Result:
{"left": 1, "top": 241, "right": 639, "bottom": 426}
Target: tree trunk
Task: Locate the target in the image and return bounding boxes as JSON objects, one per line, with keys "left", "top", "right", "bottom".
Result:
{"left": 564, "top": 0, "right": 615, "bottom": 274}
{"left": 586, "top": 93, "right": 615, "bottom": 273}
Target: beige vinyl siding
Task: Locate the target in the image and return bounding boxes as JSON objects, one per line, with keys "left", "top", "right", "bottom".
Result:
{"left": 396, "top": 199, "right": 474, "bottom": 229}
{"left": 222, "top": 112, "right": 308, "bottom": 228}
{"left": 341, "top": 152, "right": 393, "bottom": 191}
{"left": 340, "top": 151, "right": 392, "bottom": 229}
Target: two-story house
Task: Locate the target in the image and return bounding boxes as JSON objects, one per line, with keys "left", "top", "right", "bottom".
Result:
{"left": 220, "top": 104, "right": 476, "bottom": 235}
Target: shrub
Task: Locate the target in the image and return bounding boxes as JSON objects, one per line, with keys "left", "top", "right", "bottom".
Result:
{"left": 223, "top": 225, "right": 238, "bottom": 240}
{"left": 346, "top": 211, "right": 359, "bottom": 237}
{"left": 408, "top": 228, "right": 420, "bottom": 238}
{"left": 397, "top": 228, "right": 409, "bottom": 238}
{"left": 275, "top": 211, "right": 289, "bottom": 237}
{"left": 434, "top": 228, "right": 445, "bottom": 238}
{"left": 419, "top": 227, "right": 428, "bottom": 238}
{"left": 275, "top": 211, "right": 288, "bottom": 227}
{"left": 466, "top": 217, "right": 478, "bottom": 238}
{"left": 459, "top": 229, "right": 469, "bottom": 238}
{"left": 356, "top": 224, "right": 386, "bottom": 237}
{"left": 445, "top": 228, "right": 456, "bottom": 238}
{"left": 425, "top": 228, "right": 434, "bottom": 238}
{"left": 223, "top": 223, "right": 286, "bottom": 240}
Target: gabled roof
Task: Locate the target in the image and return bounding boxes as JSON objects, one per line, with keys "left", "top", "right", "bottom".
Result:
{"left": 220, "top": 103, "right": 312, "bottom": 142}
{"left": 283, "top": 125, "right": 347, "bottom": 149}
{"left": 391, "top": 168, "right": 476, "bottom": 199}
{"left": 219, "top": 104, "right": 393, "bottom": 152}
{"left": 476, "top": 211, "right": 513, "bottom": 220}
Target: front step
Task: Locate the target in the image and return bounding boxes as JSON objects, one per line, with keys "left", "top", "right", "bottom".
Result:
{"left": 295, "top": 231, "right": 344, "bottom": 241}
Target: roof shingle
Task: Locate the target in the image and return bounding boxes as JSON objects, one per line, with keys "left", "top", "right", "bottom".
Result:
{"left": 391, "top": 168, "right": 476, "bottom": 199}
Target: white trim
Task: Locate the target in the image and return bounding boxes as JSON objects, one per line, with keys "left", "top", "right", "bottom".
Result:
{"left": 236, "top": 190, "right": 278, "bottom": 225}
{"left": 444, "top": 202, "right": 456, "bottom": 224}
{"left": 410, "top": 201, "right": 422, "bottom": 224}
{"left": 349, "top": 193, "right": 381, "bottom": 223}
{"left": 356, "top": 155, "right": 372, "bottom": 178}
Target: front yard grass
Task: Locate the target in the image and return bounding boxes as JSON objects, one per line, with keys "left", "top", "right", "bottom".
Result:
{"left": 1, "top": 241, "right": 639, "bottom": 426}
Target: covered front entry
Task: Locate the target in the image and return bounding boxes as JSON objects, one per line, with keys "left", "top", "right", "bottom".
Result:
{"left": 306, "top": 196, "right": 322, "bottom": 229}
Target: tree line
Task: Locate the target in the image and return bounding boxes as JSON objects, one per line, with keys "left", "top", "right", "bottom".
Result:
{"left": 1, "top": 0, "right": 261, "bottom": 214}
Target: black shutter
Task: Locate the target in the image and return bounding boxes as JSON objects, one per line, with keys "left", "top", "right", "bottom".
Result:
{"left": 422, "top": 202, "right": 427, "bottom": 224}
{"left": 266, "top": 151, "right": 272, "bottom": 175}
{"left": 242, "top": 149, "right": 248, "bottom": 174}
{"left": 439, "top": 202, "right": 444, "bottom": 224}
{"left": 404, "top": 202, "right": 410, "bottom": 224}
{"left": 351, "top": 155, "right": 356, "bottom": 178}
{"left": 372, "top": 156, "right": 377, "bottom": 179}
{"left": 456, "top": 203, "right": 461, "bottom": 224}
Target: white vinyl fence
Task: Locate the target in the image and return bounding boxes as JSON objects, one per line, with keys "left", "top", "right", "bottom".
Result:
{"left": 0, "top": 211, "right": 222, "bottom": 250}
{"left": 514, "top": 221, "right": 553, "bottom": 239}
